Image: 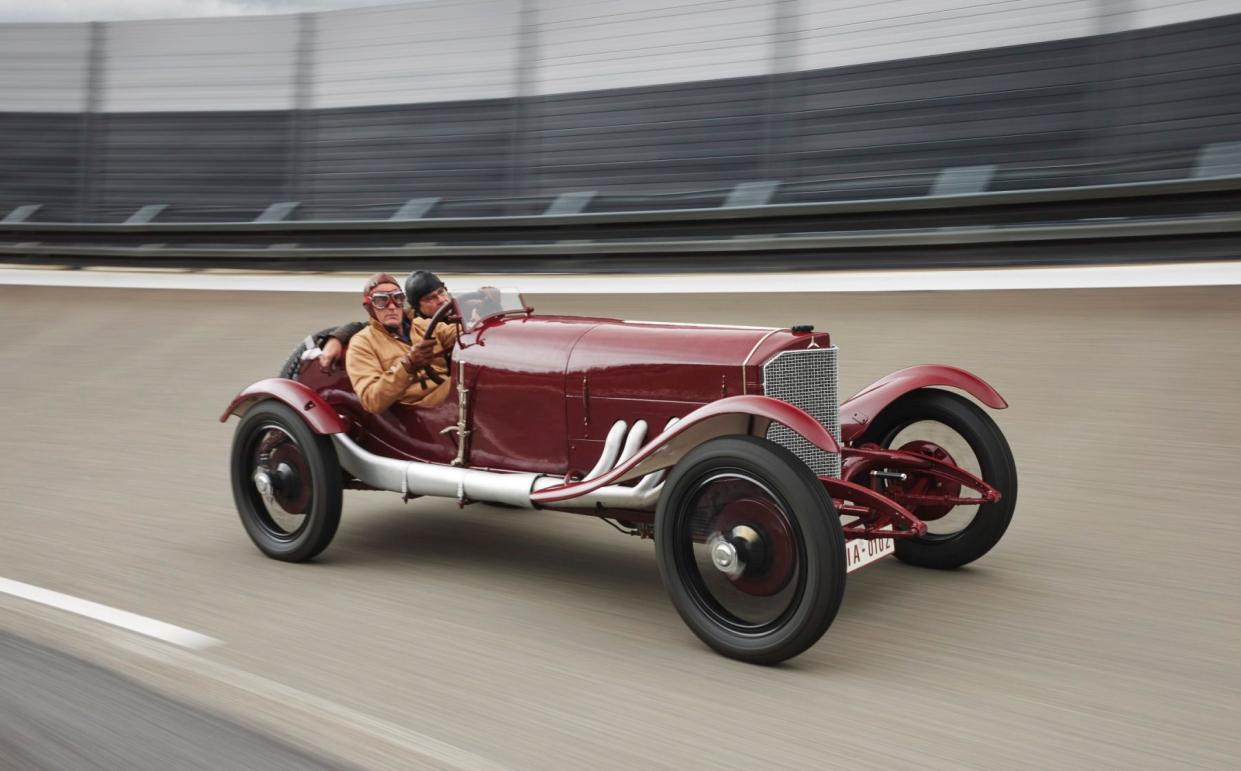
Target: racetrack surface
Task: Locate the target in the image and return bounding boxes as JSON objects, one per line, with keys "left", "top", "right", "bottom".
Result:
{"left": 1, "top": 284, "right": 1239, "bottom": 770}
{"left": 0, "top": 630, "right": 357, "bottom": 771}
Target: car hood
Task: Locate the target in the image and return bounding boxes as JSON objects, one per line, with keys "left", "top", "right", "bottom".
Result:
{"left": 461, "top": 313, "right": 829, "bottom": 401}
{"left": 563, "top": 317, "right": 827, "bottom": 401}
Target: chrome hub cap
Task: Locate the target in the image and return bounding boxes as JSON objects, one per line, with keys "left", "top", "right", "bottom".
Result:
{"left": 252, "top": 470, "right": 275, "bottom": 505}
{"left": 708, "top": 524, "right": 765, "bottom": 580}
{"left": 708, "top": 533, "right": 743, "bottom": 578}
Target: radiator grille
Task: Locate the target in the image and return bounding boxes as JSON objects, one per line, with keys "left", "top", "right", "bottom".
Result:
{"left": 761, "top": 346, "right": 841, "bottom": 478}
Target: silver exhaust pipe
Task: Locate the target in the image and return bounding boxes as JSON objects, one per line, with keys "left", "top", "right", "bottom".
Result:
{"left": 583, "top": 420, "right": 627, "bottom": 481}
{"left": 331, "top": 428, "right": 667, "bottom": 512}
{"left": 332, "top": 434, "right": 544, "bottom": 508}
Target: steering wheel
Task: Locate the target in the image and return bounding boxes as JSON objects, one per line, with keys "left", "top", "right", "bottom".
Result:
{"left": 415, "top": 297, "right": 462, "bottom": 386}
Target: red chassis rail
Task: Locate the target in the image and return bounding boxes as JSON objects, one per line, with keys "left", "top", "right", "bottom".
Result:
{"left": 820, "top": 446, "right": 1002, "bottom": 540}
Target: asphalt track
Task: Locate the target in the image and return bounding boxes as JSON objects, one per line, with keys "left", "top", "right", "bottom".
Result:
{"left": 1, "top": 283, "right": 1239, "bottom": 770}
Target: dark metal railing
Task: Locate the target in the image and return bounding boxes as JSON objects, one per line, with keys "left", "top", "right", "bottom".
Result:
{"left": 3, "top": 175, "right": 1240, "bottom": 273}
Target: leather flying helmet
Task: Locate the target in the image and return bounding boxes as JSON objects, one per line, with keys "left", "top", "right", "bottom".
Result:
{"left": 361, "top": 272, "right": 401, "bottom": 318}
{"left": 405, "top": 270, "right": 446, "bottom": 317}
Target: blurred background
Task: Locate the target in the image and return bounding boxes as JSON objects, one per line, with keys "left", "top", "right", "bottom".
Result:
{"left": 1, "top": 2, "right": 1239, "bottom": 770}
{"left": 2, "top": 0, "right": 1239, "bottom": 222}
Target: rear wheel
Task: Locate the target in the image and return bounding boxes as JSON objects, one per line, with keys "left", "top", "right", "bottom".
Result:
{"left": 230, "top": 401, "right": 342, "bottom": 562}
{"left": 860, "top": 389, "right": 1017, "bottom": 569}
{"left": 655, "top": 436, "right": 845, "bottom": 665}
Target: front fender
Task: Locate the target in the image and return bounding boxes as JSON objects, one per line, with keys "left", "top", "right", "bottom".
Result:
{"left": 840, "top": 365, "right": 1007, "bottom": 442}
{"left": 219, "top": 378, "right": 347, "bottom": 435}
{"left": 532, "top": 395, "right": 837, "bottom": 505}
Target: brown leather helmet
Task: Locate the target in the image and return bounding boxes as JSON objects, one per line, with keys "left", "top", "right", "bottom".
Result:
{"left": 361, "top": 272, "right": 401, "bottom": 318}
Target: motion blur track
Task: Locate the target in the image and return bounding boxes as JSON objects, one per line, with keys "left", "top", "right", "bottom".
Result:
{"left": 1, "top": 280, "right": 1239, "bottom": 769}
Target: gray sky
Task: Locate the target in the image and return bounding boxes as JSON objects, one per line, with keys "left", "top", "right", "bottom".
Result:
{"left": 0, "top": 1, "right": 399, "bottom": 22}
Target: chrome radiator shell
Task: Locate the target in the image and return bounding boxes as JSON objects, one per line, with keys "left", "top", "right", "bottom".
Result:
{"left": 760, "top": 346, "right": 842, "bottom": 477}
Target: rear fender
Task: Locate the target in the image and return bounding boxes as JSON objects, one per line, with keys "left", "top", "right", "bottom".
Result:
{"left": 219, "top": 378, "right": 347, "bottom": 435}
{"left": 532, "top": 395, "right": 837, "bottom": 505}
{"left": 840, "top": 365, "right": 1007, "bottom": 442}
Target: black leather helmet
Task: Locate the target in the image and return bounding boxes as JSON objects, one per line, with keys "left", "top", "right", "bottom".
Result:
{"left": 404, "top": 270, "right": 445, "bottom": 317}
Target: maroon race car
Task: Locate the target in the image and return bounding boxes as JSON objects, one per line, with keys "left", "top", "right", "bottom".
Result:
{"left": 222, "top": 289, "right": 1017, "bottom": 664}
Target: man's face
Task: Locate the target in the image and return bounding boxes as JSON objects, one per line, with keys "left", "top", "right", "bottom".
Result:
{"left": 368, "top": 282, "right": 405, "bottom": 331}
{"left": 417, "top": 285, "right": 450, "bottom": 318}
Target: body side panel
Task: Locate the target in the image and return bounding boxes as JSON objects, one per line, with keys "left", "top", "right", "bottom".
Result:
{"left": 457, "top": 316, "right": 599, "bottom": 473}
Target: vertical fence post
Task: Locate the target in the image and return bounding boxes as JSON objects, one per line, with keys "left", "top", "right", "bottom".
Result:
{"left": 76, "top": 21, "right": 105, "bottom": 222}
{"left": 1087, "top": 0, "right": 1138, "bottom": 185}
{"left": 287, "top": 12, "right": 316, "bottom": 220}
{"left": 764, "top": 0, "right": 799, "bottom": 185}
{"left": 508, "top": 0, "right": 540, "bottom": 208}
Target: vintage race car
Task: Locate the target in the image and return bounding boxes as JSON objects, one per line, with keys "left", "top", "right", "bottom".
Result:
{"left": 222, "top": 289, "right": 1017, "bottom": 664}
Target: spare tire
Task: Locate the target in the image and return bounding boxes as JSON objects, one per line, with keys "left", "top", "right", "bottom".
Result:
{"left": 278, "top": 328, "right": 337, "bottom": 380}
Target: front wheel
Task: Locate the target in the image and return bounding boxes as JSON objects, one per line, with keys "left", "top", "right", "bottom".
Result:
{"left": 230, "top": 401, "right": 343, "bottom": 562}
{"left": 655, "top": 435, "right": 846, "bottom": 665}
{"left": 860, "top": 389, "right": 1017, "bottom": 569}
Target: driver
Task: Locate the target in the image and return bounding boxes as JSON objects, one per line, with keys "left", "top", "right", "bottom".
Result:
{"left": 404, "top": 269, "right": 458, "bottom": 380}
{"left": 344, "top": 272, "right": 456, "bottom": 413}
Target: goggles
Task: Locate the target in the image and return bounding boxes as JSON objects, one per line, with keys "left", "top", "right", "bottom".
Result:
{"left": 369, "top": 291, "right": 405, "bottom": 310}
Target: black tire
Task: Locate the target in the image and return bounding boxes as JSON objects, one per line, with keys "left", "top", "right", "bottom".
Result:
{"left": 860, "top": 389, "right": 1017, "bottom": 570}
{"left": 230, "top": 401, "right": 343, "bottom": 562}
{"left": 655, "top": 435, "right": 846, "bottom": 665}
{"left": 278, "top": 328, "right": 336, "bottom": 380}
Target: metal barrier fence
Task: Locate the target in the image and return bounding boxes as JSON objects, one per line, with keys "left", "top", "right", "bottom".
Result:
{"left": 5, "top": 175, "right": 1239, "bottom": 273}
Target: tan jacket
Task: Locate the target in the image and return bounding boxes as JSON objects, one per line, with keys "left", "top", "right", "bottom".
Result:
{"left": 345, "top": 317, "right": 457, "bottom": 413}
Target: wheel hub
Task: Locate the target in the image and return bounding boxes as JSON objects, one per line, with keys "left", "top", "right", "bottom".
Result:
{"left": 252, "top": 470, "right": 276, "bottom": 505}
{"left": 884, "top": 440, "right": 961, "bottom": 521}
{"left": 259, "top": 437, "right": 312, "bottom": 514}
{"left": 709, "top": 534, "right": 742, "bottom": 576}
{"left": 710, "top": 499, "right": 794, "bottom": 597}
{"left": 708, "top": 524, "right": 767, "bottom": 580}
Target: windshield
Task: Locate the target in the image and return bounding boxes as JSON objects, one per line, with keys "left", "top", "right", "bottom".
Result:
{"left": 454, "top": 287, "right": 528, "bottom": 331}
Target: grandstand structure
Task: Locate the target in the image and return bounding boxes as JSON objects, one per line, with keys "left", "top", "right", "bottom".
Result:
{"left": 1, "top": 0, "right": 1238, "bottom": 223}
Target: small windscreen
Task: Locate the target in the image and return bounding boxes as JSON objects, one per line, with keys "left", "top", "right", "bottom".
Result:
{"left": 455, "top": 287, "right": 527, "bottom": 331}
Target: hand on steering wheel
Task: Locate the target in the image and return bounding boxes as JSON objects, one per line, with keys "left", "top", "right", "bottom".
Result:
{"left": 416, "top": 298, "right": 462, "bottom": 386}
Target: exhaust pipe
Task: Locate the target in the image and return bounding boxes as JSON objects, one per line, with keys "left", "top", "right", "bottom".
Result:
{"left": 332, "top": 434, "right": 543, "bottom": 508}
{"left": 331, "top": 429, "right": 666, "bottom": 511}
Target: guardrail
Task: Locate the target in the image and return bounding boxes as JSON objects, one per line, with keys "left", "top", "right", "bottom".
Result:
{"left": 3, "top": 176, "right": 1240, "bottom": 273}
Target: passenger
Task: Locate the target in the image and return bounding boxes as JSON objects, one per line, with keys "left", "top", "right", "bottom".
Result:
{"left": 344, "top": 272, "right": 454, "bottom": 413}
{"left": 315, "top": 325, "right": 360, "bottom": 372}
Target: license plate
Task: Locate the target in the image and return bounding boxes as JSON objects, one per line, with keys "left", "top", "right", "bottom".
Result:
{"left": 843, "top": 526, "right": 895, "bottom": 573}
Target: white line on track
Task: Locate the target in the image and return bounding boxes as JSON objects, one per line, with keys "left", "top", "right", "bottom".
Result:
{"left": 3, "top": 261, "right": 1241, "bottom": 293}
{"left": 0, "top": 576, "right": 220, "bottom": 650}
{"left": 2, "top": 586, "right": 500, "bottom": 771}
